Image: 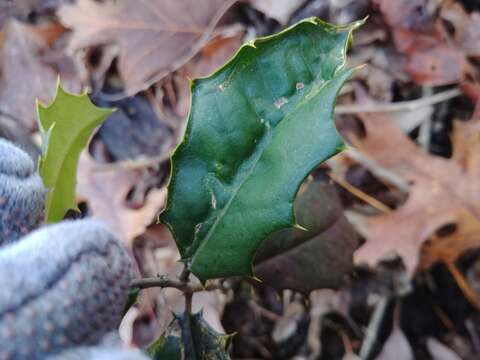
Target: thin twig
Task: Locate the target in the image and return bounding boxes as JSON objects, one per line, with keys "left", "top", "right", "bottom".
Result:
{"left": 344, "top": 148, "right": 410, "bottom": 193}
{"left": 130, "top": 276, "right": 190, "bottom": 291}
{"left": 92, "top": 151, "right": 172, "bottom": 172}
{"left": 359, "top": 296, "right": 390, "bottom": 359}
{"left": 336, "top": 88, "right": 461, "bottom": 114}
{"left": 445, "top": 261, "right": 480, "bottom": 310}
{"left": 338, "top": 329, "right": 354, "bottom": 355}
{"left": 432, "top": 304, "right": 454, "bottom": 331}
{"left": 329, "top": 172, "right": 392, "bottom": 214}
{"left": 130, "top": 276, "right": 221, "bottom": 293}
{"left": 417, "top": 87, "right": 433, "bottom": 150}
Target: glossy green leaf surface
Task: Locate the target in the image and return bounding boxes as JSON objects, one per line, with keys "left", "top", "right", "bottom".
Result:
{"left": 149, "top": 312, "right": 231, "bottom": 360}
{"left": 37, "top": 83, "right": 113, "bottom": 223}
{"left": 148, "top": 331, "right": 183, "bottom": 360}
{"left": 161, "top": 17, "right": 362, "bottom": 281}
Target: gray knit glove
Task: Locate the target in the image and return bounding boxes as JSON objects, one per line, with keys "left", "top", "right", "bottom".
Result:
{"left": 0, "top": 139, "right": 45, "bottom": 245}
{"left": 0, "top": 139, "right": 150, "bottom": 360}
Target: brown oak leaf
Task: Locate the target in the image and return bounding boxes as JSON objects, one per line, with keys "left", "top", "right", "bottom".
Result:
{"left": 76, "top": 152, "right": 166, "bottom": 246}
{"left": 59, "top": 0, "right": 237, "bottom": 95}
{"left": 172, "top": 29, "right": 244, "bottom": 118}
{"left": 249, "top": 0, "right": 307, "bottom": 25}
{"left": 351, "top": 112, "right": 480, "bottom": 272}
{"left": 0, "top": 20, "right": 83, "bottom": 130}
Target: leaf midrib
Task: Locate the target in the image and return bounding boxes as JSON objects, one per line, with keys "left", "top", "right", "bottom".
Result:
{"left": 189, "top": 74, "right": 336, "bottom": 264}
{"left": 43, "top": 114, "right": 105, "bottom": 217}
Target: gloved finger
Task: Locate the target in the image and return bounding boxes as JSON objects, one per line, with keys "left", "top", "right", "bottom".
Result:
{"left": 47, "top": 345, "right": 151, "bottom": 360}
{"left": 46, "top": 333, "right": 151, "bottom": 360}
{"left": 0, "top": 219, "right": 134, "bottom": 360}
{"left": 0, "top": 139, "right": 46, "bottom": 245}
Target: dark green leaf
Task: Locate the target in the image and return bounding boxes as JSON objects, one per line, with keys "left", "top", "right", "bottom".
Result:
{"left": 37, "top": 82, "right": 113, "bottom": 223}
{"left": 161, "top": 17, "right": 363, "bottom": 281}
{"left": 148, "top": 326, "right": 183, "bottom": 360}
{"left": 254, "top": 179, "right": 359, "bottom": 293}
{"left": 148, "top": 312, "right": 232, "bottom": 360}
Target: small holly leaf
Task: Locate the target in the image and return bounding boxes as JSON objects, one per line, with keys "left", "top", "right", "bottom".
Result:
{"left": 160, "top": 17, "right": 363, "bottom": 281}
{"left": 148, "top": 312, "right": 232, "bottom": 360}
{"left": 37, "top": 82, "right": 113, "bottom": 223}
{"left": 254, "top": 180, "right": 359, "bottom": 293}
{"left": 148, "top": 329, "right": 183, "bottom": 360}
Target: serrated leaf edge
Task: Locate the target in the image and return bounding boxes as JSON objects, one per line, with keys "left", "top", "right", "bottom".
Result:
{"left": 160, "top": 17, "right": 365, "bottom": 280}
{"left": 36, "top": 80, "right": 114, "bottom": 222}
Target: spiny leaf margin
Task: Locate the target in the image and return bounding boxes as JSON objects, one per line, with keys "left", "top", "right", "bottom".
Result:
{"left": 161, "top": 17, "right": 364, "bottom": 281}
{"left": 148, "top": 312, "right": 232, "bottom": 359}
{"left": 37, "top": 81, "right": 114, "bottom": 223}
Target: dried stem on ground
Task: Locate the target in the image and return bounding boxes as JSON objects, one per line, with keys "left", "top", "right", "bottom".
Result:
{"left": 328, "top": 172, "right": 392, "bottom": 214}
{"left": 336, "top": 88, "right": 461, "bottom": 114}
{"left": 92, "top": 151, "right": 172, "bottom": 172}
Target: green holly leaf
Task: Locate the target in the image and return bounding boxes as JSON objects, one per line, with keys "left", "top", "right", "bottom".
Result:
{"left": 148, "top": 312, "right": 232, "bottom": 360}
{"left": 148, "top": 330, "right": 183, "bottom": 360}
{"left": 37, "top": 83, "right": 113, "bottom": 223}
{"left": 160, "top": 17, "right": 363, "bottom": 281}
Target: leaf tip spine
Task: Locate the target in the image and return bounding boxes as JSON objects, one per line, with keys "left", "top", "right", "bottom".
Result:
{"left": 246, "top": 39, "right": 257, "bottom": 48}
{"left": 335, "top": 142, "right": 348, "bottom": 152}
{"left": 293, "top": 223, "right": 308, "bottom": 232}
{"left": 251, "top": 274, "right": 262, "bottom": 283}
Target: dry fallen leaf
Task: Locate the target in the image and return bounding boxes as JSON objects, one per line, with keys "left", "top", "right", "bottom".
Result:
{"left": 0, "top": 20, "right": 82, "bottom": 130}
{"left": 59, "top": 0, "right": 237, "bottom": 95}
{"left": 308, "top": 290, "right": 344, "bottom": 359}
{"left": 272, "top": 301, "right": 304, "bottom": 344}
{"left": 459, "top": 12, "right": 480, "bottom": 57}
{"left": 375, "top": 0, "right": 479, "bottom": 95}
{"left": 440, "top": 3, "right": 480, "bottom": 58}
{"left": 420, "top": 212, "right": 480, "bottom": 271}
{"left": 0, "top": 0, "right": 57, "bottom": 28}
{"left": 184, "top": 27, "right": 244, "bottom": 80}
{"left": 374, "top": 0, "right": 430, "bottom": 32}
{"left": 375, "top": 326, "right": 414, "bottom": 360}
{"left": 419, "top": 211, "right": 480, "bottom": 309}
{"left": 249, "top": 0, "right": 307, "bottom": 25}
{"left": 254, "top": 180, "right": 359, "bottom": 294}
{"left": 351, "top": 113, "right": 480, "bottom": 272}
{"left": 406, "top": 45, "right": 469, "bottom": 86}
{"left": 374, "top": 303, "right": 413, "bottom": 360}
{"left": 76, "top": 152, "right": 166, "bottom": 246}
{"left": 172, "top": 28, "right": 244, "bottom": 118}
{"left": 426, "top": 337, "right": 462, "bottom": 360}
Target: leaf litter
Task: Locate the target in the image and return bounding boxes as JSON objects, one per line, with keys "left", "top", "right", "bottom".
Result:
{"left": 1, "top": 0, "right": 480, "bottom": 358}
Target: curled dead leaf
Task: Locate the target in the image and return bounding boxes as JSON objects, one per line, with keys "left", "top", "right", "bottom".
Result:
{"left": 254, "top": 180, "right": 359, "bottom": 293}
{"left": 375, "top": 327, "right": 414, "bottom": 360}
{"left": 351, "top": 113, "right": 480, "bottom": 273}
{"left": 59, "top": 0, "right": 237, "bottom": 94}
{"left": 76, "top": 152, "right": 166, "bottom": 246}
{"left": 0, "top": 20, "right": 83, "bottom": 130}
